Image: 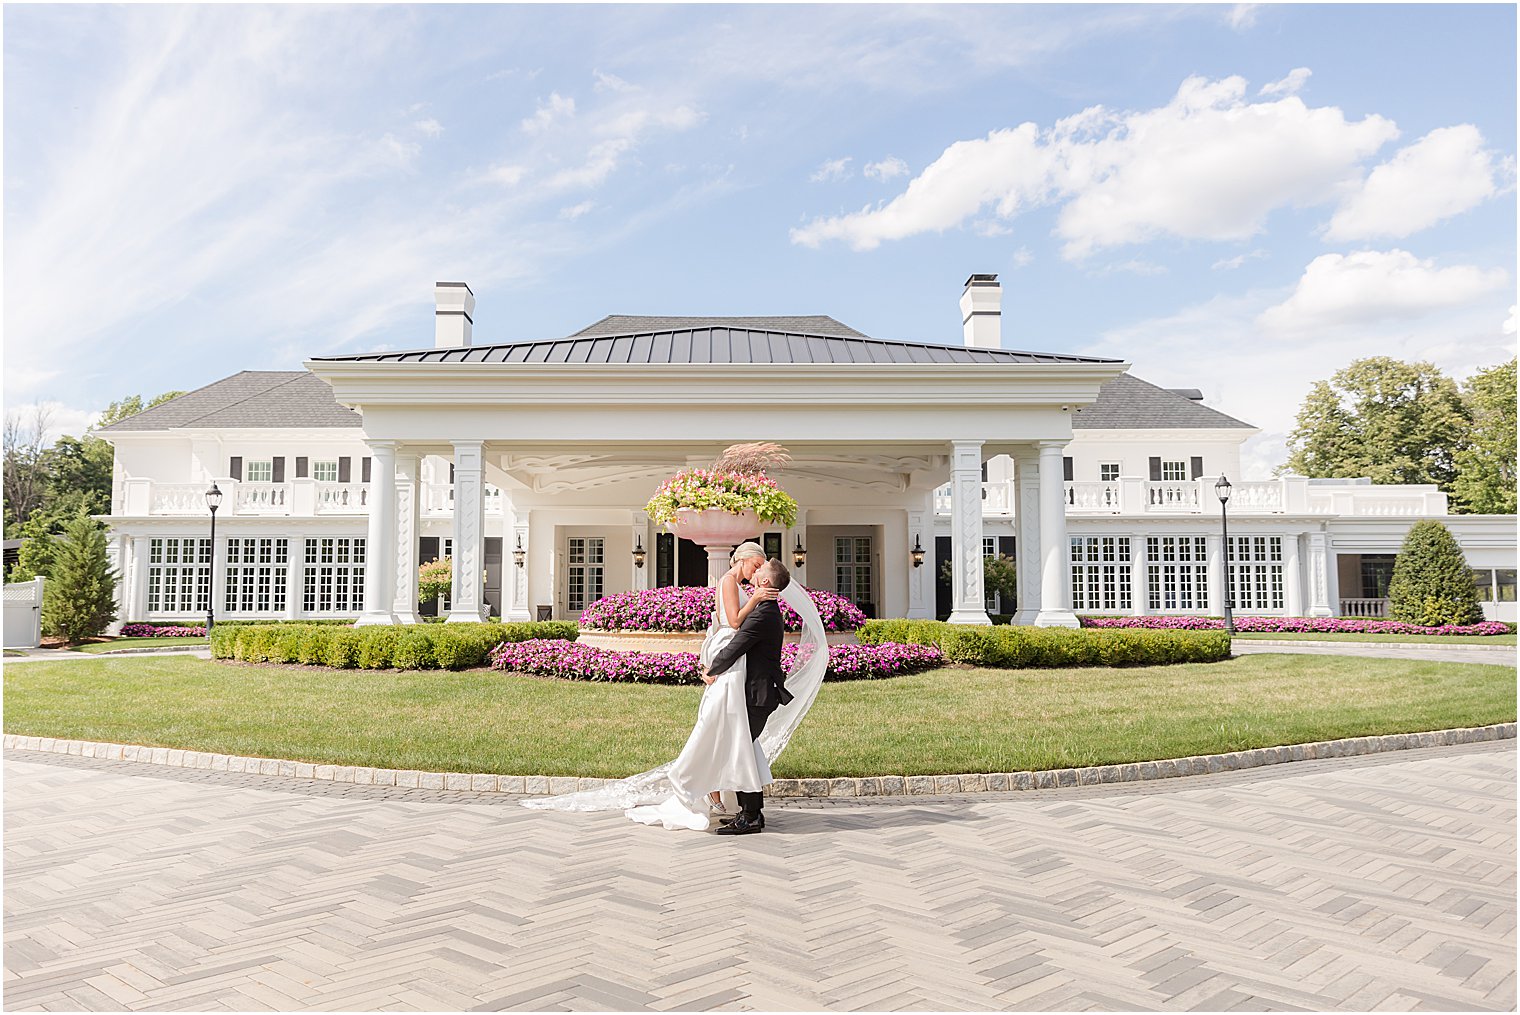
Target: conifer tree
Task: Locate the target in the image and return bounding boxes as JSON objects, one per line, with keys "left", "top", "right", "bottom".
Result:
{"left": 1386, "top": 520, "right": 1483, "bottom": 626}
{"left": 40, "top": 515, "right": 117, "bottom": 643}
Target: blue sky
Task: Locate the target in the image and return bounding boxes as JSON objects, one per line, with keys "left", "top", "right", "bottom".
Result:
{"left": 4, "top": 3, "right": 1515, "bottom": 477}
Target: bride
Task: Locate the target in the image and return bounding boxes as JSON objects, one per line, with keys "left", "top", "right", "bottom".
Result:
{"left": 522, "top": 541, "right": 830, "bottom": 831}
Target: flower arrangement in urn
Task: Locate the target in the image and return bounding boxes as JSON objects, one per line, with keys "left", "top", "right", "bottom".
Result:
{"left": 644, "top": 442, "right": 799, "bottom": 535}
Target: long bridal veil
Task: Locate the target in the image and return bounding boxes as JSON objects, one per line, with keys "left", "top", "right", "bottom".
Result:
{"left": 521, "top": 582, "right": 830, "bottom": 813}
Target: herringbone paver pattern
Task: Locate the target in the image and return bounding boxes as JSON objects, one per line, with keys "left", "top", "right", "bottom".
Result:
{"left": 4, "top": 741, "right": 1514, "bottom": 1011}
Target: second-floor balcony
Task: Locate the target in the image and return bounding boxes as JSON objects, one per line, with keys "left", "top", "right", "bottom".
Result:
{"left": 119, "top": 479, "right": 504, "bottom": 519}
{"left": 933, "top": 476, "right": 1448, "bottom": 518}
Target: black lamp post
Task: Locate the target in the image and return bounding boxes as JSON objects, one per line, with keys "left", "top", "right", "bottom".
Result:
{"left": 204, "top": 482, "right": 222, "bottom": 635}
{"left": 792, "top": 536, "right": 807, "bottom": 569}
{"left": 1215, "top": 474, "right": 1235, "bottom": 634}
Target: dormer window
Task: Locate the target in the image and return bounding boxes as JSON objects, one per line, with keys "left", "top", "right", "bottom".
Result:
{"left": 312, "top": 460, "right": 339, "bottom": 482}
{"left": 245, "top": 460, "right": 273, "bottom": 482}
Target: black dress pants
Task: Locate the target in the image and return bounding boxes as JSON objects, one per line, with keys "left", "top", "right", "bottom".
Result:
{"left": 736, "top": 702, "right": 778, "bottom": 819}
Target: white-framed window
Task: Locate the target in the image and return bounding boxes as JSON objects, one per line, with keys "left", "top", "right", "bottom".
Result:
{"left": 1072, "top": 537, "right": 1132, "bottom": 611}
{"left": 1160, "top": 460, "right": 1188, "bottom": 482}
{"left": 1228, "top": 536, "right": 1284, "bottom": 611}
{"left": 1100, "top": 463, "right": 1121, "bottom": 482}
{"left": 312, "top": 460, "right": 339, "bottom": 482}
{"left": 225, "top": 538, "right": 289, "bottom": 613}
{"left": 245, "top": 460, "right": 274, "bottom": 482}
{"left": 566, "top": 537, "right": 605, "bottom": 613}
{"left": 1472, "top": 569, "right": 1517, "bottom": 603}
{"left": 147, "top": 537, "right": 211, "bottom": 614}
{"left": 303, "top": 537, "right": 365, "bottom": 614}
{"left": 836, "top": 536, "right": 873, "bottom": 608}
{"left": 1147, "top": 536, "right": 1209, "bottom": 611}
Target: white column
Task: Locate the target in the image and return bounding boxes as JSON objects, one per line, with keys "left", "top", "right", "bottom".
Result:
{"left": 1013, "top": 453, "right": 1041, "bottom": 625}
{"left": 284, "top": 533, "right": 302, "bottom": 619}
{"left": 391, "top": 452, "right": 421, "bottom": 624}
{"left": 1034, "top": 440, "right": 1078, "bottom": 627}
{"left": 356, "top": 441, "right": 398, "bottom": 626}
{"left": 631, "top": 511, "right": 652, "bottom": 592}
{"left": 907, "top": 498, "right": 934, "bottom": 620}
{"left": 1284, "top": 533, "right": 1303, "bottom": 616}
{"left": 1129, "top": 535, "right": 1148, "bottom": 615}
{"left": 106, "top": 535, "right": 127, "bottom": 635}
{"left": 1307, "top": 531, "right": 1333, "bottom": 617}
{"left": 947, "top": 439, "right": 991, "bottom": 625}
{"left": 1206, "top": 532, "right": 1226, "bottom": 617}
{"left": 506, "top": 518, "right": 530, "bottom": 621}
{"left": 132, "top": 536, "right": 151, "bottom": 622}
{"left": 706, "top": 546, "right": 735, "bottom": 587}
{"left": 447, "top": 440, "right": 486, "bottom": 623}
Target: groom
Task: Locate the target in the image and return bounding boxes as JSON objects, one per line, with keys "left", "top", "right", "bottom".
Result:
{"left": 701, "top": 558, "right": 794, "bottom": 835}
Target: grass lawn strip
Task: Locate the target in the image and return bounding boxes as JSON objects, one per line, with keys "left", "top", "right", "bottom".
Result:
{"left": 69, "top": 636, "right": 209, "bottom": 654}
{"left": 5, "top": 654, "right": 1512, "bottom": 779}
{"left": 1232, "top": 632, "right": 1515, "bottom": 646}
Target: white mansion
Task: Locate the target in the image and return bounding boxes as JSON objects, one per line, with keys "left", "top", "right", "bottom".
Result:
{"left": 99, "top": 276, "right": 1518, "bottom": 630}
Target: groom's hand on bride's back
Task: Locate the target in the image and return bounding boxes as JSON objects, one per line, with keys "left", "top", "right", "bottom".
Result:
{"left": 699, "top": 666, "right": 717, "bottom": 685}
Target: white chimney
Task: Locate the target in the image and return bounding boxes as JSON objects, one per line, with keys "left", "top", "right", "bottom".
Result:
{"left": 960, "top": 273, "right": 1001, "bottom": 349}
{"left": 435, "top": 282, "right": 475, "bottom": 348}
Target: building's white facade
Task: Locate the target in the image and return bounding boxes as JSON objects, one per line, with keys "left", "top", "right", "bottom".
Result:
{"left": 98, "top": 278, "right": 1518, "bottom": 629}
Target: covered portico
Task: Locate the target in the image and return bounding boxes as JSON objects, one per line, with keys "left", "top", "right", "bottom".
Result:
{"left": 307, "top": 321, "right": 1129, "bottom": 628}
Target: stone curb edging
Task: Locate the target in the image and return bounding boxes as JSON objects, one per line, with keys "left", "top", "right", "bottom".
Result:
{"left": 1236, "top": 639, "right": 1516, "bottom": 653}
{"left": 5, "top": 723, "right": 1514, "bottom": 798}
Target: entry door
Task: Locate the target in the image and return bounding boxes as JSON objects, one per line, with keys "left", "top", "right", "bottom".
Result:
{"left": 565, "top": 536, "right": 605, "bottom": 617}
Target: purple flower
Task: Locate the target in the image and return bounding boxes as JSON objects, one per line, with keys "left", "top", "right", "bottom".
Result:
{"left": 578, "top": 586, "right": 868, "bottom": 633}
{"left": 488, "top": 639, "right": 941, "bottom": 683}
{"left": 1077, "top": 616, "right": 1508, "bottom": 636}
{"left": 120, "top": 623, "right": 206, "bottom": 637}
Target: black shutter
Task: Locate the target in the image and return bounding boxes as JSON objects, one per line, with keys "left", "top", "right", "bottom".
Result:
{"left": 1063, "top": 456, "right": 1074, "bottom": 482}
{"left": 655, "top": 533, "right": 676, "bottom": 588}
{"left": 295, "top": 457, "right": 308, "bottom": 479}
{"left": 1190, "top": 456, "right": 1204, "bottom": 480}
{"left": 998, "top": 536, "right": 1016, "bottom": 560}
{"left": 449, "top": 463, "right": 456, "bottom": 483}
{"left": 1148, "top": 457, "right": 1162, "bottom": 481}
{"left": 272, "top": 457, "right": 285, "bottom": 483}
{"left": 229, "top": 457, "right": 242, "bottom": 480}
{"left": 362, "top": 457, "right": 372, "bottom": 484}
{"left": 337, "top": 457, "right": 351, "bottom": 483}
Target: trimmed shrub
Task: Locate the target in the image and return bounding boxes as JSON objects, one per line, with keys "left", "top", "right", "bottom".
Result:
{"left": 391, "top": 631, "right": 437, "bottom": 671}
{"left": 322, "top": 629, "right": 363, "bottom": 669}
{"left": 858, "top": 619, "right": 1230, "bottom": 668}
{"left": 210, "top": 620, "right": 579, "bottom": 670}
{"left": 1388, "top": 520, "right": 1485, "bottom": 626}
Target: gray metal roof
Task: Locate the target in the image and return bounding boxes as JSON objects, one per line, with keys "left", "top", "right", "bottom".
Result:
{"left": 571, "top": 315, "right": 868, "bottom": 338}
{"left": 311, "top": 326, "right": 1123, "bottom": 366}
{"left": 97, "top": 372, "right": 361, "bottom": 432}
{"left": 1073, "top": 374, "right": 1253, "bottom": 430}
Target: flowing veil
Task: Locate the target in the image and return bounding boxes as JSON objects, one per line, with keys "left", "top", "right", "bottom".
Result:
{"left": 521, "top": 582, "right": 830, "bottom": 813}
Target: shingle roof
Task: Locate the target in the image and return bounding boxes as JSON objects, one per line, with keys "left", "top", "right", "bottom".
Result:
{"left": 1074, "top": 373, "right": 1253, "bottom": 430}
{"left": 97, "top": 371, "right": 361, "bottom": 432}
{"left": 571, "top": 315, "right": 868, "bottom": 338}
{"left": 311, "top": 327, "right": 1123, "bottom": 366}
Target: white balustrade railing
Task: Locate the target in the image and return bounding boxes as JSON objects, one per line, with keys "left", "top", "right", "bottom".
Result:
{"left": 1230, "top": 481, "right": 1285, "bottom": 512}
{"left": 149, "top": 484, "right": 211, "bottom": 515}
{"left": 1066, "top": 482, "right": 1123, "bottom": 512}
{"left": 1339, "top": 597, "right": 1389, "bottom": 618}
{"left": 1146, "top": 481, "right": 1202, "bottom": 512}
{"left": 235, "top": 482, "right": 287, "bottom": 515}
{"left": 314, "top": 482, "right": 368, "bottom": 513}
{"left": 422, "top": 483, "right": 504, "bottom": 516}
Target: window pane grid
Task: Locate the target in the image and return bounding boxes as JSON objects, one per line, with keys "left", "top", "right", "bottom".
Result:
{"left": 303, "top": 537, "right": 365, "bottom": 613}
{"left": 1227, "top": 536, "right": 1284, "bottom": 611}
{"left": 1146, "top": 536, "right": 1208, "bottom": 611}
{"left": 147, "top": 537, "right": 212, "bottom": 614}
{"left": 1071, "top": 536, "right": 1132, "bottom": 611}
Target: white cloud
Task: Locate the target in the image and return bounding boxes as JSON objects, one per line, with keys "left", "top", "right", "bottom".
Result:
{"left": 550, "top": 138, "right": 633, "bottom": 190}
{"left": 559, "top": 200, "right": 595, "bottom": 220}
{"left": 1504, "top": 305, "right": 1517, "bottom": 335}
{"left": 1259, "top": 67, "right": 1310, "bottom": 97}
{"left": 864, "top": 156, "right": 909, "bottom": 181}
{"left": 1325, "top": 125, "right": 1504, "bottom": 240}
{"left": 1259, "top": 249, "right": 1508, "bottom": 333}
{"left": 479, "top": 163, "right": 526, "bottom": 186}
{"left": 1011, "top": 246, "right": 1033, "bottom": 268}
{"left": 791, "top": 72, "right": 1399, "bottom": 256}
{"left": 1212, "top": 249, "right": 1267, "bottom": 271}
{"left": 413, "top": 118, "right": 443, "bottom": 137}
{"left": 377, "top": 133, "right": 421, "bottom": 167}
{"left": 1228, "top": 4, "right": 1260, "bottom": 30}
{"left": 522, "top": 92, "right": 575, "bottom": 133}
{"left": 593, "top": 70, "right": 633, "bottom": 93}
{"left": 809, "top": 157, "right": 853, "bottom": 183}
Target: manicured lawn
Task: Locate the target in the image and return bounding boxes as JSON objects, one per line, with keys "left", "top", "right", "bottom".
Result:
{"left": 3, "top": 650, "right": 25, "bottom": 658}
{"left": 69, "top": 637, "right": 209, "bottom": 654}
{"left": 1233, "top": 632, "right": 1516, "bottom": 646}
{"left": 7, "top": 654, "right": 1512, "bottom": 778}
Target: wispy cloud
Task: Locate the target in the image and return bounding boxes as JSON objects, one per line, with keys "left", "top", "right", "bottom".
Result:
{"left": 809, "top": 157, "right": 853, "bottom": 183}
{"left": 864, "top": 156, "right": 909, "bottom": 181}
{"left": 522, "top": 92, "right": 576, "bottom": 133}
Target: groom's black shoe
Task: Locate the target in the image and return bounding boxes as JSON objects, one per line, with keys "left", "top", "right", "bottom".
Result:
{"left": 717, "top": 812, "right": 763, "bottom": 830}
{"left": 714, "top": 813, "right": 764, "bottom": 835}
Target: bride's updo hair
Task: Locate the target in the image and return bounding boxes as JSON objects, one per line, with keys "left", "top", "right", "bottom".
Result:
{"left": 757, "top": 558, "right": 791, "bottom": 592}
{"left": 731, "top": 541, "right": 764, "bottom": 563}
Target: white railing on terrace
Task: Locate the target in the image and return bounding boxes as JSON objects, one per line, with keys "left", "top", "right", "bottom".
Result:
{"left": 1339, "top": 597, "right": 1389, "bottom": 618}
{"left": 933, "top": 476, "right": 1449, "bottom": 518}
{"left": 315, "top": 482, "right": 368, "bottom": 513}
{"left": 421, "top": 483, "right": 504, "bottom": 517}
{"left": 147, "top": 483, "right": 210, "bottom": 516}
{"left": 235, "top": 482, "right": 287, "bottom": 515}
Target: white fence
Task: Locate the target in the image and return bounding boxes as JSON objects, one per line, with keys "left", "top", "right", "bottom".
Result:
{"left": 4, "top": 577, "right": 44, "bottom": 648}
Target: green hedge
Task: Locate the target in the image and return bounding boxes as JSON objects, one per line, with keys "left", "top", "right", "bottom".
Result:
{"left": 858, "top": 619, "right": 1230, "bottom": 668}
{"left": 211, "top": 621, "right": 578, "bottom": 671}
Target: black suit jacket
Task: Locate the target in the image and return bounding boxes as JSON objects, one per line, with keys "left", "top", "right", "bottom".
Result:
{"left": 706, "top": 599, "right": 794, "bottom": 709}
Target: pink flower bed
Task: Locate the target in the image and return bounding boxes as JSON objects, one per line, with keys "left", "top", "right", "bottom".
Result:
{"left": 578, "top": 585, "right": 868, "bottom": 633}
{"left": 119, "top": 623, "right": 206, "bottom": 638}
{"left": 488, "top": 639, "right": 941, "bottom": 684}
{"left": 1079, "top": 616, "right": 1510, "bottom": 636}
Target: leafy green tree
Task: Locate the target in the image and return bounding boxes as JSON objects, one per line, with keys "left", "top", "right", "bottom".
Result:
{"left": 40, "top": 515, "right": 118, "bottom": 643}
{"left": 940, "top": 554, "right": 1017, "bottom": 609}
{"left": 1451, "top": 358, "right": 1517, "bottom": 515}
{"left": 1281, "top": 358, "right": 1470, "bottom": 489}
{"left": 6, "top": 515, "right": 61, "bottom": 582}
{"left": 1386, "top": 520, "right": 1483, "bottom": 626}
{"left": 95, "top": 391, "right": 185, "bottom": 429}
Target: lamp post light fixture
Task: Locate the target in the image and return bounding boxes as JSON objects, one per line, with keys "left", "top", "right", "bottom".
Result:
{"left": 512, "top": 534, "right": 526, "bottom": 569}
{"left": 204, "top": 482, "right": 223, "bottom": 635}
{"left": 791, "top": 536, "right": 807, "bottom": 569}
{"left": 910, "top": 534, "right": 925, "bottom": 568}
{"left": 632, "top": 535, "right": 647, "bottom": 569}
{"left": 1215, "top": 474, "right": 1235, "bottom": 635}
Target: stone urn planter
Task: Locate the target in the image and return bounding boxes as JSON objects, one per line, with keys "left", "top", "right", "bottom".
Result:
{"left": 668, "top": 508, "right": 762, "bottom": 585}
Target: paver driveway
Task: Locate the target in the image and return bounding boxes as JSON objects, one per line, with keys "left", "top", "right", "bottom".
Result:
{"left": 4, "top": 741, "right": 1514, "bottom": 1012}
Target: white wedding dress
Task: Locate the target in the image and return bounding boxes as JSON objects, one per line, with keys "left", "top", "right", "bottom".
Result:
{"left": 521, "top": 582, "right": 830, "bottom": 831}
